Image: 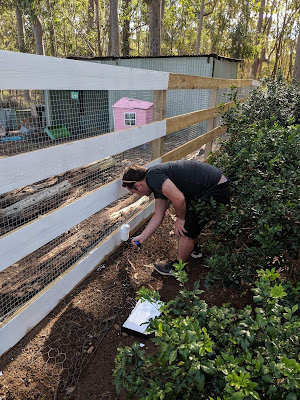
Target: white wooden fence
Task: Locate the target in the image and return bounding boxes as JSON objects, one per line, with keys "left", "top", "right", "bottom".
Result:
{"left": 0, "top": 50, "right": 259, "bottom": 355}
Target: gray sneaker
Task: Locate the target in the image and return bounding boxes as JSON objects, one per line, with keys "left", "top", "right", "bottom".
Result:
{"left": 154, "top": 259, "right": 178, "bottom": 276}
{"left": 191, "top": 243, "right": 202, "bottom": 259}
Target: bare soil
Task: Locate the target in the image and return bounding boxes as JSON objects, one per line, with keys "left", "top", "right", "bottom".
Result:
{"left": 0, "top": 208, "right": 253, "bottom": 400}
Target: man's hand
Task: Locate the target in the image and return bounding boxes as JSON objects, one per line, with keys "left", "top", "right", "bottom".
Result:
{"left": 174, "top": 217, "right": 187, "bottom": 237}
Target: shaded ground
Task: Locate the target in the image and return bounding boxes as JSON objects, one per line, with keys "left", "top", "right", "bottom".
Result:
{"left": 0, "top": 208, "right": 253, "bottom": 400}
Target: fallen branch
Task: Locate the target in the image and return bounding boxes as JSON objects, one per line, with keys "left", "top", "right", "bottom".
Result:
{"left": 0, "top": 180, "right": 72, "bottom": 219}
{"left": 110, "top": 197, "right": 148, "bottom": 220}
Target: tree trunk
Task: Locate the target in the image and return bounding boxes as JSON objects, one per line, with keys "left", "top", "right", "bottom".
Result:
{"left": 161, "top": 0, "right": 165, "bottom": 29}
{"left": 87, "top": 0, "right": 96, "bottom": 56}
{"left": 45, "top": 0, "right": 57, "bottom": 57}
{"left": 293, "top": 29, "right": 300, "bottom": 82}
{"left": 88, "top": 0, "right": 95, "bottom": 30}
{"left": 144, "top": 0, "right": 161, "bottom": 56}
{"left": 195, "top": 0, "right": 205, "bottom": 55}
{"left": 271, "top": 8, "right": 294, "bottom": 77}
{"left": 110, "top": 0, "right": 120, "bottom": 57}
{"left": 95, "top": 0, "right": 103, "bottom": 56}
{"left": 15, "top": 5, "right": 26, "bottom": 53}
{"left": 251, "top": 0, "right": 266, "bottom": 78}
{"left": 32, "top": 15, "right": 44, "bottom": 55}
{"left": 122, "top": 0, "right": 131, "bottom": 56}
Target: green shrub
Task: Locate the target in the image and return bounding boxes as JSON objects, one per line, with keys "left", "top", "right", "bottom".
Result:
{"left": 223, "top": 74, "right": 300, "bottom": 129}
{"left": 114, "top": 264, "right": 300, "bottom": 399}
{"left": 195, "top": 76, "right": 300, "bottom": 285}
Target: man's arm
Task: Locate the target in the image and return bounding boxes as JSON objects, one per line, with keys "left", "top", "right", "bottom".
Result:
{"left": 131, "top": 198, "right": 168, "bottom": 245}
{"left": 161, "top": 178, "right": 187, "bottom": 237}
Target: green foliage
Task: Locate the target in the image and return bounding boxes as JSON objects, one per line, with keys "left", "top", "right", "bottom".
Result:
{"left": 114, "top": 268, "right": 300, "bottom": 399}
{"left": 223, "top": 75, "right": 300, "bottom": 128}
{"left": 195, "top": 77, "right": 300, "bottom": 286}
{"left": 1, "top": 0, "right": 298, "bottom": 75}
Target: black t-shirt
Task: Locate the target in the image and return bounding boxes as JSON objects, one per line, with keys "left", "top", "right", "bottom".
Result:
{"left": 146, "top": 160, "right": 222, "bottom": 201}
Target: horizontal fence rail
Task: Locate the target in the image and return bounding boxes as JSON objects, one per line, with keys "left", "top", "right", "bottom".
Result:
{"left": 0, "top": 51, "right": 169, "bottom": 91}
{"left": 168, "top": 73, "right": 259, "bottom": 89}
{"left": 0, "top": 50, "right": 259, "bottom": 356}
{"left": 0, "top": 50, "right": 259, "bottom": 91}
{"left": 0, "top": 120, "right": 166, "bottom": 194}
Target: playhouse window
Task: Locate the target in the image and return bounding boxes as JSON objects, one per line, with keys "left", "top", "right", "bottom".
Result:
{"left": 124, "top": 112, "right": 136, "bottom": 126}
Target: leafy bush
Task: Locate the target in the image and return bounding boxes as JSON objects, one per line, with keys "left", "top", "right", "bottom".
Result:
{"left": 195, "top": 77, "right": 300, "bottom": 285}
{"left": 223, "top": 75, "right": 300, "bottom": 129}
{"left": 114, "top": 264, "right": 300, "bottom": 399}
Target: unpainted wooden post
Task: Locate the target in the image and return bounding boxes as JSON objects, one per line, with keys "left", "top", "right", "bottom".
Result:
{"left": 204, "top": 88, "right": 217, "bottom": 158}
{"left": 151, "top": 90, "right": 166, "bottom": 160}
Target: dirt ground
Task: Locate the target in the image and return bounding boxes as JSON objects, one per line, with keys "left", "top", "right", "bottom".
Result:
{"left": 0, "top": 207, "right": 254, "bottom": 400}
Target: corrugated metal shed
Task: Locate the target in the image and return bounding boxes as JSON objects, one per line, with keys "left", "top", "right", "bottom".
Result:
{"left": 65, "top": 55, "right": 241, "bottom": 135}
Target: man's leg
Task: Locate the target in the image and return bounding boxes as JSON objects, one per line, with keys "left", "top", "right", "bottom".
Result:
{"left": 177, "top": 235, "right": 195, "bottom": 262}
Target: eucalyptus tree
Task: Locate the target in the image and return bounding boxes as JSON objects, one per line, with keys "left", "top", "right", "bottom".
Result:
{"left": 21, "top": 0, "right": 45, "bottom": 55}
{"left": 0, "top": 0, "right": 29, "bottom": 53}
{"left": 294, "top": 29, "right": 300, "bottom": 81}
{"left": 130, "top": 1, "right": 149, "bottom": 55}
{"left": 50, "top": 0, "right": 107, "bottom": 57}
{"left": 161, "top": 0, "right": 198, "bottom": 55}
{"left": 270, "top": 0, "right": 300, "bottom": 77}
{"left": 15, "top": 1, "right": 27, "bottom": 52}
{"left": 251, "top": 0, "right": 274, "bottom": 78}
{"left": 144, "top": 0, "right": 161, "bottom": 56}
{"left": 120, "top": 0, "right": 131, "bottom": 56}
{"left": 195, "top": 0, "right": 216, "bottom": 55}
{"left": 110, "top": 0, "right": 120, "bottom": 56}
{"left": 119, "top": 0, "right": 149, "bottom": 56}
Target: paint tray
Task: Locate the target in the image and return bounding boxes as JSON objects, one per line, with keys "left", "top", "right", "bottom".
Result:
{"left": 122, "top": 299, "right": 163, "bottom": 338}
{"left": 45, "top": 125, "right": 70, "bottom": 140}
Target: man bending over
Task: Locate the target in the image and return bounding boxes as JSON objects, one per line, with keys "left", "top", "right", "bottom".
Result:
{"left": 122, "top": 160, "right": 230, "bottom": 276}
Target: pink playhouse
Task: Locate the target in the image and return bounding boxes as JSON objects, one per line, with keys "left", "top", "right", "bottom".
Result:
{"left": 112, "top": 97, "right": 153, "bottom": 131}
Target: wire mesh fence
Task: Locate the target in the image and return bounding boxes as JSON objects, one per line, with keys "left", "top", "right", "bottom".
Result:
{"left": 0, "top": 84, "right": 250, "bottom": 325}
{"left": 0, "top": 78, "right": 255, "bottom": 399}
{"left": 20, "top": 262, "right": 137, "bottom": 399}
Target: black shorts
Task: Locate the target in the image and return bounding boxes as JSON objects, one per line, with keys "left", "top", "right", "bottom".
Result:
{"left": 184, "top": 181, "right": 230, "bottom": 239}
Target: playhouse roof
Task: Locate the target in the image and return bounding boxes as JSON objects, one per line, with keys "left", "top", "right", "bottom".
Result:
{"left": 112, "top": 97, "right": 153, "bottom": 110}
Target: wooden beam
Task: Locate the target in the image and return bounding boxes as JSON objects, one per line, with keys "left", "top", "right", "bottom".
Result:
{"left": 152, "top": 90, "right": 166, "bottom": 159}
{"left": 168, "top": 73, "right": 255, "bottom": 90}
{"left": 205, "top": 88, "right": 218, "bottom": 158}
{"left": 166, "top": 98, "right": 245, "bottom": 135}
{"left": 162, "top": 126, "right": 227, "bottom": 162}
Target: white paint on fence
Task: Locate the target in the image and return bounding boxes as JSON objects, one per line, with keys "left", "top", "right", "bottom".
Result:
{"left": 0, "top": 180, "right": 125, "bottom": 272}
{"left": 0, "top": 120, "right": 166, "bottom": 195}
{"left": 0, "top": 201, "right": 155, "bottom": 356}
{"left": 0, "top": 51, "right": 169, "bottom": 90}
{"left": 0, "top": 158, "right": 161, "bottom": 272}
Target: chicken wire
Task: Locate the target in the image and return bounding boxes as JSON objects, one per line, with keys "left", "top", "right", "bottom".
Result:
{"left": 0, "top": 149, "right": 211, "bottom": 400}
{"left": 0, "top": 83, "right": 254, "bottom": 399}
{"left": 20, "top": 264, "right": 136, "bottom": 399}
{"left": 0, "top": 146, "right": 151, "bottom": 323}
{"left": 0, "top": 85, "right": 249, "bottom": 324}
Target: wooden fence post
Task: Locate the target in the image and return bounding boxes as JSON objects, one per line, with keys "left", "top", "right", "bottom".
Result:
{"left": 204, "top": 88, "right": 217, "bottom": 158}
{"left": 151, "top": 90, "right": 166, "bottom": 159}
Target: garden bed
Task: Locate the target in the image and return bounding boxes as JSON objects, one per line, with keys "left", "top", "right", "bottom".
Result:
{"left": 0, "top": 208, "right": 253, "bottom": 400}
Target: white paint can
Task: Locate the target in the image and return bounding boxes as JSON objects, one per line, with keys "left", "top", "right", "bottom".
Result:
{"left": 120, "top": 224, "right": 130, "bottom": 241}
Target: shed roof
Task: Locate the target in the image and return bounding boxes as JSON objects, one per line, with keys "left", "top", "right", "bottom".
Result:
{"left": 112, "top": 97, "right": 153, "bottom": 110}
{"left": 68, "top": 54, "right": 242, "bottom": 63}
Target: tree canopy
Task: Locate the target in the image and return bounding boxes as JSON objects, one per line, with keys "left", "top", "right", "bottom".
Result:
{"left": 0, "top": 0, "right": 299, "bottom": 79}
